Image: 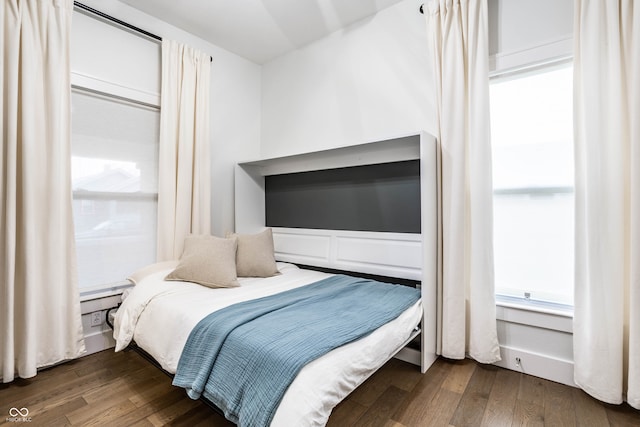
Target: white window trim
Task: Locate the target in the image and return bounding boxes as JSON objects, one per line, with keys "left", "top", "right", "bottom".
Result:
{"left": 489, "top": 35, "right": 572, "bottom": 76}
{"left": 71, "top": 71, "right": 160, "bottom": 107}
{"left": 490, "top": 58, "right": 575, "bottom": 310}
{"left": 71, "top": 86, "right": 160, "bottom": 294}
{"left": 79, "top": 281, "right": 132, "bottom": 302}
{"left": 496, "top": 294, "right": 573, "bottom": 318}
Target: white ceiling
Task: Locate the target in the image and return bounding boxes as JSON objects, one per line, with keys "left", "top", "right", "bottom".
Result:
{"left": 118, "top": 0, "right": 406, "bottom": 64}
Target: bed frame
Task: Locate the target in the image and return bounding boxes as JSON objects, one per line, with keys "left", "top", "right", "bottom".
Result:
{"left": 235, "top": 132, "right": 440, "bottom": 373}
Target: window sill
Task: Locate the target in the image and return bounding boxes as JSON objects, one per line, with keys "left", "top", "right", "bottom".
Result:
{"left": 496, "top": 295, "right": 573, "bottom": 317}
{"left": 80, "top": 281, "right": 133, "bottom": 302}
{"left": 496, "top": 295, "right": 573, "bottom": 333}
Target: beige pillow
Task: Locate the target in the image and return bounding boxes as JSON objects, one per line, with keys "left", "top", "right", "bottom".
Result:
{"left": 165, "top": 235, "right": 240, "bottom": 288}
{"left": 228, "top": 228, "right": 279, "bottom": 277}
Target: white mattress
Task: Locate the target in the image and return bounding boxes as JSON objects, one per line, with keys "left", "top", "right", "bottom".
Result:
{"left": 113, "top": 262, "right": 422, "bottom": 426}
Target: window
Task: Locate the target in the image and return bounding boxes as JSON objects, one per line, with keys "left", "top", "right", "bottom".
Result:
{"left": 71, "top": 89, "right": 159, "bottom": 291}
{"left": 490, "top": 62, "right": 574, "bottom": 306}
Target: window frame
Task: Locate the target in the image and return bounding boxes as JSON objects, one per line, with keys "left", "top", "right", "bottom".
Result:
{"left": 70, "top": 85, "right": 160, "bottom": 296}
{"left": 489, "top": 59, "right": 575, "bottom": 309}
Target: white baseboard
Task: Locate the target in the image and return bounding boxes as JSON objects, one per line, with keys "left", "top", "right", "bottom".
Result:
{"left": 494, "top": 345, "right": 576, "bottom": 387}
{"left": 82, "top": 329, "right": 115, "bottom": 356}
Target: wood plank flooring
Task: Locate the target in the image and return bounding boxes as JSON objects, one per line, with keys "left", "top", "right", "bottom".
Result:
{"left": 1, "top": 349, "right": 638, "bottom": 426}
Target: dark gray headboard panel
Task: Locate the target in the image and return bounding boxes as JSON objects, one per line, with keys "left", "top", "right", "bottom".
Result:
{"left": 265, "top": 160, "right": 420, "bottom": 233}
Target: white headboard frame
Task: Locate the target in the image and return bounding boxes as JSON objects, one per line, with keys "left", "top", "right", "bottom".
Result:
{"left": 234, "top": 132, "right": 439, "bottom": 373}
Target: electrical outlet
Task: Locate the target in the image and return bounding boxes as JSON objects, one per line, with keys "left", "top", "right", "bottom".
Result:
{"left": 90, "top": 311, "right": 102, "bottom": 327}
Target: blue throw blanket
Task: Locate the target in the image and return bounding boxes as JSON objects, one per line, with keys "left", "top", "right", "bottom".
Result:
{"left": 173, "top": 274, "right": 420, "bottom": 427}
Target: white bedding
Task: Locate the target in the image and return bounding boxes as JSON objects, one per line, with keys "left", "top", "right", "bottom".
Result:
{"left": 113, "top": 262, "right": 422, "bottom": 427}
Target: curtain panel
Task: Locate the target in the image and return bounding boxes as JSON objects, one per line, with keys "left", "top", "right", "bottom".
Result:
{"left": 157, "top": 40, "right": 212, "bottom": 261}
{"left": 573, "top": 0, "right": 639, "bottom": 409}
{"left": 425, "top": 0, "right": 501, "bottom": 363}
{"left": 1, "top": 0, "right": 85, "bottom": 382}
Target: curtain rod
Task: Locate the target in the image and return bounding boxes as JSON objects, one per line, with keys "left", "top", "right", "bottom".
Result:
{"left": 73, "top": 2, "right": 161, "bottom": 41}
{"left": 73, "top": 1, "right": 213, "bottom": 62}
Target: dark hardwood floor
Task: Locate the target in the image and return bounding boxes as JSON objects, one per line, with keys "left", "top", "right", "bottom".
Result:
{"left": 1, "top": 349, "right": 638, "bottom": 426}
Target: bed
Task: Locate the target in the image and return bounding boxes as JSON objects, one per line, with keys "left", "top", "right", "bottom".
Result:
{"left": 113, "top": 231, "right": 423, "bottom": 427}
{"left": 114, "top": 133, "right": 440, "bottom": 426}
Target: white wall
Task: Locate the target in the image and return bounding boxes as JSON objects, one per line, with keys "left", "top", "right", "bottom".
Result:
{"left": 72, "top": 0, "right": 262, "bottom": 354}
{"left": 260, "top": 0, "right": 574, "bottom": 158}
{"left": 261, "top": 0, "right": 435, "bottom": 158}
{"left": 494, "top": 304, "right": 575, "bottom": 387}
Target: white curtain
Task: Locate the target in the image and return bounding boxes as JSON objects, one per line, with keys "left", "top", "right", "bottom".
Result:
{"left": 573, "top": 0, "right": 639, "bottom": 409}
{"left": 1, "top": 0, "right": 85, "bottom": 382}
{"left": 426, "top": 0, "right": 501, "bottom": 363}
{"left": 157, "top": 40, "right": 211, "bottom": 261}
